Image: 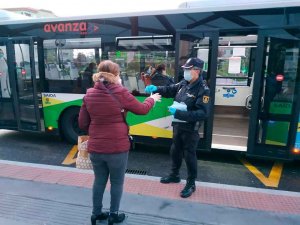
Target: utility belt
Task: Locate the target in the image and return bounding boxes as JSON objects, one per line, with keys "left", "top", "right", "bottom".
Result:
{"left": 172, "top": 121, "right": 201, "bottom": 132}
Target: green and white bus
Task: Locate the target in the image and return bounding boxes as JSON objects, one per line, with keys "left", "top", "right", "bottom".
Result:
{"left": 0, "top": 0, "right": 299, "bottom": 160}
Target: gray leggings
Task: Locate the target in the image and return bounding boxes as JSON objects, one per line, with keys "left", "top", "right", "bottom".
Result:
{"left": 90, "top": 151, "right": 128, "bottom": 215}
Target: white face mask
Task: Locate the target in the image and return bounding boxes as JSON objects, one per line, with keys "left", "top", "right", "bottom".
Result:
{"left": 184, "top": 70, "right": 192, "bottom": 81}
{"left": 118, "top": 78, "right": 122, "bottom": 85}
{"left": 147, "top": 68, "right": 152, "bottom": 74}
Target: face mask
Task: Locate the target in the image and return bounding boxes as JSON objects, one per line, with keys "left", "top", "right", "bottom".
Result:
{"left": 0, "top": 53, "right": 4, "bottom": 59}
{"left": 184, "top": 70, "right": 192, "bottom": 81}
{"left": 118, "top": 78, "right": 122, "bottom": 85}
{"left": 147, "top": 67, "right": 152, "bottom": 74}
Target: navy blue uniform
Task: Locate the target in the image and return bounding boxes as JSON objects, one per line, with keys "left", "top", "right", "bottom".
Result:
{"left": 156, "top": 77, "right": 210, "bottom": 180}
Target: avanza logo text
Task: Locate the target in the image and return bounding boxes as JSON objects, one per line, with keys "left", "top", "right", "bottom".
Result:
{"left": 44, "top": 22, "right": 87, "bottom": 33}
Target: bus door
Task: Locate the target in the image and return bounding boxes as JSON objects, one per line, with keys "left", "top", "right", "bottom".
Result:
{"left": 0, "top": 38, "right": 41, "bottom": 132}
{"left": 176, "top": 30, "right": 219, "bottom": 150}
{"left": 248, "top": 28, "right": 300, "bottom": 159}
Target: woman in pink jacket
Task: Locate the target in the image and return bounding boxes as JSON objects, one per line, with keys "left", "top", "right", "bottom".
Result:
{"left": 78, "top": 60, "right": 161, "bottom": 225}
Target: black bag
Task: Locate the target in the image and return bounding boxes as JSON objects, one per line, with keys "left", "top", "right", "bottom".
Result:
{"left": 128, "top": 135, "right": 134, "bottom": 150}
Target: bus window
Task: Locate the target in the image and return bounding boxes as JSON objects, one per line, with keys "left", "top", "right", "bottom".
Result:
{"left": 112, "top": 36, "right": 175, "bottom": 95}
{"left": 108, "top": 51, "right": 175, "bottom": 94}
{"left": 177, "top": 36, "right": 210, "bottom": 84}
{"left": 258, "top": 36, "right": 300, "bottom": 146}
{"left": 217, "top": 47, "right": 251, "bottom": 86}
{"left": 0, "top": 47, "right": 10, "bottom": 98}
{"left": 43, "top": 38, "right": 101, "bottom": 93}
{"left": 0, "top": 45, "right": 16, "bottom": 126}
{"left": 14, "top": 44, "right": 33, "bottom": 95}
{"left": 216, "top": 36, "right": 257, "bottom": 86}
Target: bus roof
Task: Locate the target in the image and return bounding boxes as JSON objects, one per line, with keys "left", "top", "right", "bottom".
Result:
{"left": 0, "top": 0, "right": 299, "bottom": 25}
{"left": 178, "top": 0, "right": 299, "bottom": 9}
{"left": 0, "top": 9, "right": 32, "bottom": 21}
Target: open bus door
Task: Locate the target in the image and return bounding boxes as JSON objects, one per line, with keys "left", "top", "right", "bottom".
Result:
{"left": 176, "top": 30, "right": 219, "bottom": 150}
{"left": 248, "top": 28, "right": 300, "bottom": 159}
{"left": 0, "top": 37, "right": 41, "bottom": 132}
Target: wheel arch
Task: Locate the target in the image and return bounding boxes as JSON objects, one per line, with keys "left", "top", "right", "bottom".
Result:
{"left": 59, "top": 105, "right": 81, "bottom": 144}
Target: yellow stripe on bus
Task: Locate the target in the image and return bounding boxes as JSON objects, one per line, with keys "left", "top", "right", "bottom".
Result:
{"left": 130, "top": 123, "right": 172, "bottom": 138}
{"left": 265, "top": 140, "right": 285, "bottom": 146}
{"left": 42, "top": 97, "right": 64, "bottom": 107}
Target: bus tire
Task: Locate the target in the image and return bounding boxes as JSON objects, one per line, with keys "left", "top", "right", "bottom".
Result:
{"left": 61, "top": 107, "right": 81, "bottom": 144}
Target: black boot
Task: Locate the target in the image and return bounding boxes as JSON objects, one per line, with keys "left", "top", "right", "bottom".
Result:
{"left": 160, "top": 174, "right": 181, "bottom": 184}
{"left": 108, "top": 212, "right": 126, "bottom": 225}
{"left": 91, "top": 212, "right": 109, "bottom": 225}
{"left": 180, "top": 179, "right": 196, "bottom": 198}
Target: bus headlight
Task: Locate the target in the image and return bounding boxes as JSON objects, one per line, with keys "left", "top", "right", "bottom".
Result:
{"left": 292, "top": 148, "right": 300, "bottom": 154}
{"left": 47, "top": 126, "right": 54, "bottom": 131}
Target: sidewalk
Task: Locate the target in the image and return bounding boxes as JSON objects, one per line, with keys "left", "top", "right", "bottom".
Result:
{"left": 0, "top": 159, "right": 300, "bottom": 225}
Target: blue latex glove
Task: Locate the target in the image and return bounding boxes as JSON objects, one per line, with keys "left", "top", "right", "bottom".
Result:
{"left": 145, "top": 85, "right": 157, "bottom": 93}
{"left": 168, "top": 106, "right": 176, "bottom": 115}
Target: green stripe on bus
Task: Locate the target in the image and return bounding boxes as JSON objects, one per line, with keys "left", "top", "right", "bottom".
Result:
{"left": 126, "top": 97, "right": 173, "bottom": 126}
{"left": 43, "top": 97, "right": 173, "bottom": 128}
{"left": 43, "top": 99, "right": 82, "bottom": 129}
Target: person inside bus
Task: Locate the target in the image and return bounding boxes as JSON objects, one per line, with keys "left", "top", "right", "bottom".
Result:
{"left": 141, "top": 65, "right": 155, "bottom": 86}
{"left": 150, "top": 64, "right": 174, "bottom": 86}
{"left": 144, "top": 57, "right": 210, "bottom": 198}
{"left": 82, "top": 62, "right": 97, "bottom": 89}
{"left": 78, "top": 60, "right": 161, "bottom": 225}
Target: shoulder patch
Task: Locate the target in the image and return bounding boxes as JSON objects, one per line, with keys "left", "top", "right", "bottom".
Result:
{"left": 203, "top": 95, "right": 210, "bottom": 103}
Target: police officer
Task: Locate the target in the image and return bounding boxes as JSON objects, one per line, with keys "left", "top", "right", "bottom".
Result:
{"left": 145, "top": 58, "right": 210, "bottom": 198}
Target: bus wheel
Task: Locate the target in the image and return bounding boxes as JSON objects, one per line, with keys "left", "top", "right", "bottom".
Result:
{"left": 61, "top": 107, "right": 81, "bottom": 144}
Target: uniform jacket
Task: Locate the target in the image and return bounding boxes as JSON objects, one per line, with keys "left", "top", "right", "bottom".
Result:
{"left": 78, "top": 81, "right": 154, "bottom": 154}
{"left": 156, "top": 77, "right": 210, "bottom": 131}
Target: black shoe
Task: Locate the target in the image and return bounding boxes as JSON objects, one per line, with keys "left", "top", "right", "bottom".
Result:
{"left": 91, "top": 212, "right": 109, "bottom": 225}
{"left": 108, "top": 212, "right": 126, "bottom": 225}
{"left": 180, "top": 180, "right": 196, "bottom": 198}
{"left": 160, "top": 174, "right": 181, "bottom": 184}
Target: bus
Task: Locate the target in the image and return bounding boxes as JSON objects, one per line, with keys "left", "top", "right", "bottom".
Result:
{"left": 0, "top": 0, "right": 299, "bottom": 160}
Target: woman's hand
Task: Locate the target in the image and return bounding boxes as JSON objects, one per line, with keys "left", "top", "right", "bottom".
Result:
{"left": 150, "top": 93, "right": 161, "bottom": 102}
